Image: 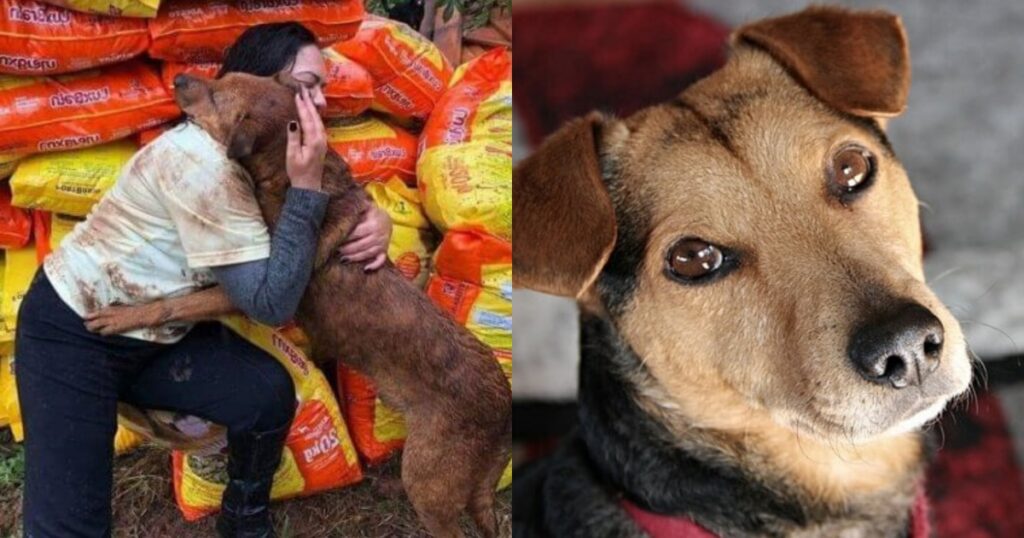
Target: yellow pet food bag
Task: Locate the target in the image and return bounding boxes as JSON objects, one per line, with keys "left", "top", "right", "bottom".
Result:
{"left": 37, "top": 0, "right": 161, "bottom": 18}
{"left": 417, "top": 48, "right": 512, "bottom": 241}
{"left": 172, "top": 316, "right": 363, "bottom": 521}
{"left": 11, "top": 139, "right": 137, "bottom": 216}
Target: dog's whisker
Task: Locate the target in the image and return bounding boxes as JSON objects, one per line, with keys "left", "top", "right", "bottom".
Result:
{"left": 926, "top": 265, "right": 961, "bottom": 284}
{"left": 958, "top": 319, "right": 1019, "bottom": 354}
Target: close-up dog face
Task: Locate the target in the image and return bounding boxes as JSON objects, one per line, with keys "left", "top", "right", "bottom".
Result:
{"left": 173, "top": 72, "right": 300, "bottom": 159}
{"left": 516, "top": 7, "right": 972, "bottom": 445}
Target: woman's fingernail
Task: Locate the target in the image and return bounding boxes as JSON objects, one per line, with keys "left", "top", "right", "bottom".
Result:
{"left": 289, "top": 121, "right": 297, "bottom": 132}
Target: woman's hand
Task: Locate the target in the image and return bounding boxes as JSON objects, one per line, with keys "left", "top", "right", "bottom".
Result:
{"left": 286, "top": 86, "right": 327, "bottom": 191}
{"left": 339, "top": 205, "right": 392, "bottom": 271}
{"left": 84, "top": 303, "right": 171, "bottom": 336}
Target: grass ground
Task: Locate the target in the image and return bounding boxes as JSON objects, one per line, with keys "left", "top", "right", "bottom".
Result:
{"left": 0, "top": 429, "right": 511, "bottom": 538}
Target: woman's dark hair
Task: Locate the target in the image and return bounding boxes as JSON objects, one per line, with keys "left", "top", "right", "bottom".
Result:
{"left": 218, "top": 22, "right": 318, "bottom": 78}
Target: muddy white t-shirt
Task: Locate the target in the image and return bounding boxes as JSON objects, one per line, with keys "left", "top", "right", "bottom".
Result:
{"left": 44, "top": 122, "right": 271, "bottom": 343}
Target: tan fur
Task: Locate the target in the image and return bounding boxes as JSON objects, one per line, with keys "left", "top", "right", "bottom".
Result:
{"left": 514, "top": 6, "right": 972, "bottom": 520}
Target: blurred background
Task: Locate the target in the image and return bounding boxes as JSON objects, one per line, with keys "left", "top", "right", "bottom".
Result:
{"left": 512, "top": 0, "right": 1024, "bottom": 535}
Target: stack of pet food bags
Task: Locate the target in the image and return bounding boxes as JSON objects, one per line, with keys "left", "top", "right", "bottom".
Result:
{"left": 419, "top": 47, "right": 513, "bottom": 489}
{"left": 0, "top": 0, "right": 369, "bottom": 518}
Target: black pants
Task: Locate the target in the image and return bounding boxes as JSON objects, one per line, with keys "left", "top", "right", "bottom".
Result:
{"left": 15, "top": 271, "right": 296, "bottom": 537}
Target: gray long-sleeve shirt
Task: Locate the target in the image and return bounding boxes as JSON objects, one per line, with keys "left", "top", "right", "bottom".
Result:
{"left": 210, "top": 187, "right": 329, "bottom": 325}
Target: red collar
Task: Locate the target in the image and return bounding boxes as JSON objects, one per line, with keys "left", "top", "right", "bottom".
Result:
{"left": 620, "top": 486, "right": 930, "bottom": 538}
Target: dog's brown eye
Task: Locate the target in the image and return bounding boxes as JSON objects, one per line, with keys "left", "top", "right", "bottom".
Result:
{"left": 828, "top": 146, "right": 876, "bottom": 200}
{"left": 668, "top": 238, "right": 723, "bottom": 279}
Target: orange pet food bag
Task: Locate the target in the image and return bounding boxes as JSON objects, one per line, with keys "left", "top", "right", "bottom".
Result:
{"left": 426, "top": 230, "right": 512, "bottom": 351}
{"left": 332, "top": 16, "right": 453, "bottom": 121}
{"left": 326, "top": 116, "right": 418, "bottom": 186}
{"left": 337, "top": 364, "right": 406, "bottom": 466}
{"left": 0, "top": 182, "right": 32, "bottom": 249}
{"left": 321, "top": 49, "right": 373, "bottom": 118}
{"left": 148, "top": 0, "right": 365, "bottom": 63}
{"left": 0, "top": 61, "right": 179, "bottom": 155}
{"left": 417, "top": 48, "right": 512, "bottom": 241}
{"left": 0, "top": 0, "right": 149, "bottom": 75}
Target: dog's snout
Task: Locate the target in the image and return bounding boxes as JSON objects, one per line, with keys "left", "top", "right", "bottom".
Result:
{"left": 848, "top": 304, "right": 944, "bottom": 389}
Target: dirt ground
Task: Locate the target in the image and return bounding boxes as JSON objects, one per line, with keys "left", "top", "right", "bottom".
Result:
{"left": 0, "top": 429, "right": 511, "bottom": 538}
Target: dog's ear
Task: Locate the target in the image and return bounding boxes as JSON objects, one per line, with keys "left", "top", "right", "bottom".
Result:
{"left": 226, "top": 119, "right": 256, "bottom": 160}
{"left": 513, "top": 112, "right": 618, "bottom": 298}
{"left": 734, "top": 6, "right": 910, "bottom": 117}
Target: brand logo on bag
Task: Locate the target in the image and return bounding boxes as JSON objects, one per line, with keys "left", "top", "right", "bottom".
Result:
{"left": 369, "top": 146, "right": 407, "bottom": 161}
{"left": 238, "top": 0, "right": 300, "bottom": 12}
{"left": 409, "top": 62, "right": 443, "bottom": 91}
{"left": 444, "top": 107, "right": 472, "bottom": 144}
{"left": 379, "top": 83, "right": 415, "bottom": 112}
{"left": 271, "top": 333, "right": 309, "bottom": 375}
{"left": 0, "top": 55, "right": 58, "bottom": 72}
{"left": 38, "top": 134, "right": 101, "bottom": 151}
{"left": 7, "top": 5, "right": 72, "bottom": 25}
{"left": 302, "top": 431, "right": 341, "bottom": 464}
{"left": 49, "top": 88, "right": 111, "bottom": 108}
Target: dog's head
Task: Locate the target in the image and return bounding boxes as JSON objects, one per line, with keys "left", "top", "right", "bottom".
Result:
{"left": 515, "top": 7, "right": 971, "bottom": 443}
{"left": 173, "top": 71, "right": 303, "bottom": 160}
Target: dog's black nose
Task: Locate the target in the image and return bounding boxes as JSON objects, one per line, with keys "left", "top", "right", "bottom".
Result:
{"left": 848, "top": 304, "right": 944, "bottom": 389}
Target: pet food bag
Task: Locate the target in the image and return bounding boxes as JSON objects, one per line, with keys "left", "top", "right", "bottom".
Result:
{"left": 326, "top": 116, "right": 418, "bottom": 186}
{"left": 0, "top": 344, "right": 19, "bottom": 438}
{"left": 148, "top": 0, "right": 365, "bottom": 63}
{"left": 135, "top": 123, "right": 172, "bottom": 147}
{"left": 0, "top": 182, "right": 33, "bottom": 249}
{"left": 37, "top": 0, "right": 161, "bottom": 18}
{"left": 363, "top": 178, "right": 437, "bottom": 287}
{"left": 0, "top": 61, "right": 179, "bottom": 155}
{"left": 33, "top": 211, "right": 83, "bottom": 263}
{"left": 160, "top": 61, "right": 220, "bottom": 92}
{"left": 0, "top": 153, "right": 20, "bottom": 178}
{"left": 172, "top": 316, "right": 362, "bottom": 521}
{"left": 11, "top": 138, "right": 137, "bottom": 216}
{"left": 332, "top": 15, "right": 453, "bottom": 121}
{"left": 417, "top": 48, "right": 512, "bottom": 241}
{"left": 2, "top": 245, "right": 37, "bottom": 338}
{"left": 337, "top": 365, "right": 406, "bottom": 466}
{"left": 0, "top": 0, "right": 150, "bottom": 75}
{"left": 426, "top": 230, "right": 512, "bottom": 351}
{"left": 321, "top": 49, "right": 373, "bottom": 118}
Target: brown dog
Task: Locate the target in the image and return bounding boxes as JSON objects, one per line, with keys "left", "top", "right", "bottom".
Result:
{"left": 514, "top": 6, "right": 971, "bottom": 537}
{"left": 86, "top": 72, "right": 512, "bottom": 538}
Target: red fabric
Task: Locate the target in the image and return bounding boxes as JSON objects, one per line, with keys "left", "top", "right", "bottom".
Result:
{"left": 620, "top": 488, "right": 929, "bottom": 538}
{"left": 513, "top": 2, "right": 729, "bottom": 144}
{"left": 927, "top": 391, "right": 1024, "bottom": 537}
{"left": 621, "top": 497, "right": 716, "bottom": 538}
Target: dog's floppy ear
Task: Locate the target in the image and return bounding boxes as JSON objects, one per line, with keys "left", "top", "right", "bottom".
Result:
{"left": 513, "top": 112, "right": 617, "bottom": 298}
{"left": 734, "top": 6, "right": 910, "bottom": 117}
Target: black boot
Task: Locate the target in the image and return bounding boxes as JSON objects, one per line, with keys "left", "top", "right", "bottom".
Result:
{"left": 215, "top": 422, "right": 291, "bottom": 538}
